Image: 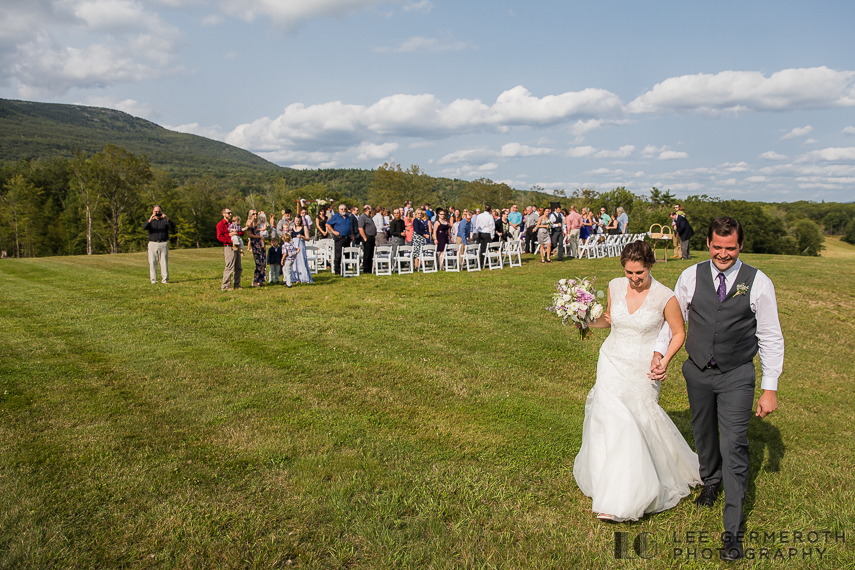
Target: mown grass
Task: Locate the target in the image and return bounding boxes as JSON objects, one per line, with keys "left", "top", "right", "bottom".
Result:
{"left": 1, "top": 244, "right": 853, "bottom": 569}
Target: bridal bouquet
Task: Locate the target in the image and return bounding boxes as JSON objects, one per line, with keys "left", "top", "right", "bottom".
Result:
{"left": 548, "top": 277, "right": 605, "bottom": 340}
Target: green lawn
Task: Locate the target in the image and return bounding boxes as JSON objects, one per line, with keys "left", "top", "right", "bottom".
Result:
{"left": 1, "top": 246, "right": 853, "bottom": 569}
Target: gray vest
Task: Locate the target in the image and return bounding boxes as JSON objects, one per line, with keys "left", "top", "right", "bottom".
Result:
{"left": 686, "top": 262, "right": 758, "bottom": 372}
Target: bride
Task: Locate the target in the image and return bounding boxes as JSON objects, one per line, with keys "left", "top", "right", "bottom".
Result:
{"left": 573, "top": 240, "right": 701, "bottom": 521}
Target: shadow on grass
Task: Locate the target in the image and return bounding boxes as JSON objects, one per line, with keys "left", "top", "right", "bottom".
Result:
{"left": 745, "top": 415, "right": 785, "bottom": 520}
{"left": 666, "top": 407, "right": 785, "bottom": 525}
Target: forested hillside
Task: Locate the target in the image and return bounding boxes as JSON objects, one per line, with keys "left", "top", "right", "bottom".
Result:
{"left": 0, "top": 98, "right": 281, "bottom": 176}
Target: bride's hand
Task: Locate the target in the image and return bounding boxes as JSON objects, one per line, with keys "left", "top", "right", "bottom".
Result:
{"left": 648, "top": 352, "right": 668, "bottom": 381}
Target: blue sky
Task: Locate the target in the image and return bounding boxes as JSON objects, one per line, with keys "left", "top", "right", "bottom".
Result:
{"left": 2, "top": 0, "right": 855, "bottom": 202}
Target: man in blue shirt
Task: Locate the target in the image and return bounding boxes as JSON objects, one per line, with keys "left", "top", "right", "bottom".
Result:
{"left": 326, "top": 203, "right": 352, "bottom": 275}
{"left": 616, "top": 207, "right": 629, "bottom": 234}
{"left": 456, "top": 211, "right": 472, "bottom": 246}
{"left": 508, "top": 204, "right": 523, "bottom": 241}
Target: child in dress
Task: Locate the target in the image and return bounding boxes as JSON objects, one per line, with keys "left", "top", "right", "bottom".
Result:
{"left": 229, "top": 216, "right": 245, "bottom": 256}
{"left": 280, "top": 233, "right": 299, "bottom": 288}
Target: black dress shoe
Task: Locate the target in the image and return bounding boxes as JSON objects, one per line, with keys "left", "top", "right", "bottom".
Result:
{"left": 720, "top": 541, "right": 744, "bottom": 561}
{"left": 694, "top": 484, "right": 720, "bottom": 507}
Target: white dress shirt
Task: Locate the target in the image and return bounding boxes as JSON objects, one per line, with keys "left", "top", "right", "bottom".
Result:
{"left": 474, "top": 211, "right": 495, "bottom": 238}
{"left": 655, "top": 259, "right": 784, "bottom": 391}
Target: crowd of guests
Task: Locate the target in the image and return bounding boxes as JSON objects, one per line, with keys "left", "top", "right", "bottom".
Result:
{"left": 207, "top": 201, "right": 637, "bottom": 288}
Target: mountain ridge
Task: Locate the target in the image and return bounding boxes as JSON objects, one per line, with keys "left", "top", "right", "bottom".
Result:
{"left": 0, "top": 98, "right": 282, "bottom": 175}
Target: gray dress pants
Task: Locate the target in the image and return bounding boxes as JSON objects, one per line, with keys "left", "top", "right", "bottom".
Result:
{"left": 683, "top": 359, "right": 756, "bottom": 541}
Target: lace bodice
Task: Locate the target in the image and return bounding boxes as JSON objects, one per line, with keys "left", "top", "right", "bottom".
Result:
{"left": 598, "top": 277, "right": 675, "bottom": 398}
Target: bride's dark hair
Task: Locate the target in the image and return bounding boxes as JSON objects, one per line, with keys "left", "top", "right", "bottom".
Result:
{"left": 620, "top": 241, "right": 656, "bottom": 268}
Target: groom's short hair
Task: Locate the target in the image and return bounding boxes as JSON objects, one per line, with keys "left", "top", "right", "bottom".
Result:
{"left": 708, "top": 217, "right": 744, "bottom": 245}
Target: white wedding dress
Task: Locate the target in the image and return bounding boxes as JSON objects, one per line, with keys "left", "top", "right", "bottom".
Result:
{"left": 573, "top": 277, "right": 701, "bottom": 521}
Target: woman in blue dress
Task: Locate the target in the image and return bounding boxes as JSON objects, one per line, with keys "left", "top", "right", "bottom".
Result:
{"left": 580, "top": 207, "right": 592, "bottom": 241}
{"left": 290, "top": 217, "right": 314, "bottom": 284}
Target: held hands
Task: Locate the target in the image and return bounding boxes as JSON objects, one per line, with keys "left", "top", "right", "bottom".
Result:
{"left": 756, "top": 390, "right": 778, "bottom": 418}
{"left": 648, "top": 351, "right": 668, "bottom": 381}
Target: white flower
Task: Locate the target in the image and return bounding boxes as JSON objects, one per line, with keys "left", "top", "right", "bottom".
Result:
{"left": 597, "top": 290, "right": 604, "bottom": 299}
{"left": 559, "top": 279, "right": 567, "bottom": 286}
{"left": 591, "top": 303, "right": 604, "bottom": 319}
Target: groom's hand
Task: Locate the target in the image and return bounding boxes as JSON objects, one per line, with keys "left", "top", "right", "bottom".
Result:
{"left": 756, "top": 390, "right": 778, "bottom": 418}
{"left": 649, "top": 352, "right": 667, "bottom": 381}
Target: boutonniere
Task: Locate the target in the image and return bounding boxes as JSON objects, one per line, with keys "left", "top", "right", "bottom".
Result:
{"left": 733, "top": 283, "right": 750, "bottom": 297}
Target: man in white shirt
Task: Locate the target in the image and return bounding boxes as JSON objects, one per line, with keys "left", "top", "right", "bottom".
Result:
{"left": 372, "top": 208, "right": 387, "bottom": 245}
{"left": 473, "top": 206, "right": 495, "bottom": 265}
{"left": 651, "top": 216, "right": 783, "bottom": 562}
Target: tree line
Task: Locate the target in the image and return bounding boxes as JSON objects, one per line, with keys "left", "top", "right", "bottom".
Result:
{"left": 1, "top": 146, "right": 853, "bottom": 258}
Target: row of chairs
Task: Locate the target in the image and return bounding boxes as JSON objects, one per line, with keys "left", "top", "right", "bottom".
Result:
{"left": 300, "top": 234, "right": 645, "bottom": 276}
{"left": 577, "top": 233, "right": 646, "bottom": 259}
{"left": 306, "top": 239, "right": 525, "bottom": 277}
{"left": 530, "top": 232, "right": 645, "bottom": 260}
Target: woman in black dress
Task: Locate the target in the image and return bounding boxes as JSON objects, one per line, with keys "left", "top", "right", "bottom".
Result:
{"left": 315, "top": 208, "right": 328, "bottom": 240}
{"left": 432, "top": 209, "right": 451, "bottom": 265}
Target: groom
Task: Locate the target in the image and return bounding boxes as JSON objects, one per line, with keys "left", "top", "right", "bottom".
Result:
{"left": 651, "top": 216, "right": 784, "bottom": 562}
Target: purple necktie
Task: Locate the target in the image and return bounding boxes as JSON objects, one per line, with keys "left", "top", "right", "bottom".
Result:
{"left": 709, "top": 273, "right": 727, "bottom": 368}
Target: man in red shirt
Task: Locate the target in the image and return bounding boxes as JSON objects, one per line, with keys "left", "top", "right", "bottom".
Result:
{"left": 564, "top": 205, "right": 583, "bottom": 259}
{"left": 216, "top": 207, "right": 242, "bottom": 290}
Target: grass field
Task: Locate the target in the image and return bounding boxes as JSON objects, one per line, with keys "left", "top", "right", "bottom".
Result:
{"left": 1, "top": 243, "right": 853, "bottom": 569}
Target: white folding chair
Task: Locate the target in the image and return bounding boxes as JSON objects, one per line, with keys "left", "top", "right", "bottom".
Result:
{"left": 342, "top": 247, "right": 361, "bottom": 277}
{"left": 463, "top": 243, "right": 481, "bottom": 272}
{"left": 443, "top": 244, "right": 461, "bottom": 272}
{"left": 578, "top": 236, "right": 597, "bottom": 259}
{"left": 503, "top": 239, "right": 522, "bottom": 267}
{"left": 373, "top": 245, "right": 393, "bottom": 276}
{"left": 305, "top": 245, "right": 319, "bottom": 274}
{"left": 316, "top": 239, "right": 333, "bottom": 270}
{"left": 396, "top": 245, "right": 414, "bottom": 275}
{"left": 419, "top": 244, "right": 438, "bottom": 273}
{"left": 485, "top": 241, "right": 503, "bottom": 270}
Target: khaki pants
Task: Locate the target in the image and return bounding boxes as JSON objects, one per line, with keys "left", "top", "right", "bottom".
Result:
{"left": 673, "top": 233, "right": 682, "bottom": 258}
{"left": 566, "top": 228, "right": 580, "bottom": 258}
{"left": 148, "top": 241, "right": 169, "bottom": 283}
{"left": 509, "top": 226, "right": 520, "bottom": 241}
{"left": 222, "top": 246, "right": 242, "bottom": 289}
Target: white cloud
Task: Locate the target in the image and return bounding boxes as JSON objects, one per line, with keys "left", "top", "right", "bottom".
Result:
{"left": 0, "top": 0, "right": 182, "bottom": 96}
{"left": 594, "top": 145, "right": 635, "bottom": 159}
{"left": 658, "top": 150, "right": 688, "bottom": 160}
{"left": 355, "top": 141, "right": 398, "bottom": 161}
{"left": 804, "top": 138, "right": 818, "bottom": 145}
{"left": 844, "top": 126, "right": 855, "bottom": 135}
{"left": 201, "top": 14, "right": 222, "bottom": 25}
{"left": 477, "top": 162, "right": 497, "bottom": 171}
{"left": 760, "top": 151, "right": 788, "bottom": 160}
{"left": 73, "top": 0, "right": 167, "bottom": 31}
{"left": 165, "top": 122, "right": 226, "bottom": 140}
{"left": 797, "top": 147, "right": 855, "bottom": 162}
{"left": 745, "top": 176, "right": 766, "bottom": 182}
{"left": 374, "top": 35, "right": 468, "bottom": 53}
{"left": 403, "top": 0, "right": 433, "bottom": 13}
{"left": 722, "top": 162, "right": 750, "bottom": 173}
{"left": 84, "top": 96, "right": 156, "bottom": 119}
{"left": 570, "top": 119, "right": 602, "bottom": 136}
{"left": 781, "top": 125, "right": 813, "bottom": 139}
{"left": 218, "top": 0, "right": 393, "bottom": 31}
{"left": 642, "top": 144, "right": 666, "bottom": 157}
{"left": 627, "top": 67, "right": 855, "bottom": 114}
{"left": 567, "top": 146, "right": 596, "bottom": 158}
{"left": 224, "top": 85, "right": 624, "bottom": 153}
{"left": 500, "top": 142, "right": 554, "bottom": 157}
{"left": 224, "top": 50, "right": 237, "bottom": 59}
